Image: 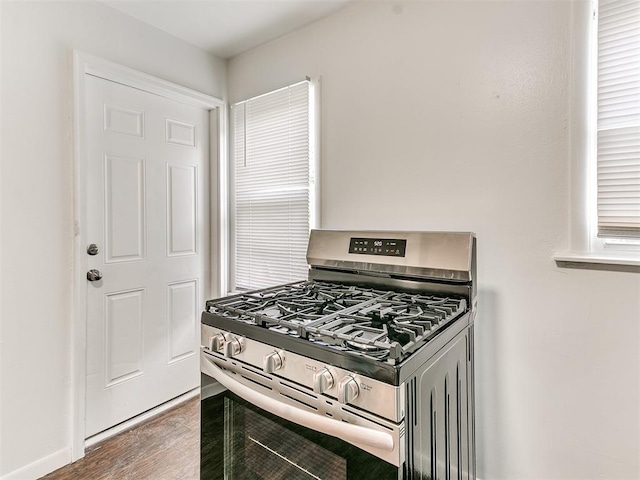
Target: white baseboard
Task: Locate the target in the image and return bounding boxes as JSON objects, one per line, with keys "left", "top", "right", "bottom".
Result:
{"left": 1, "top": 447, "right": 70, "bottom": 480}
{"left": 85, "top": 387, "right": 200, "bottom": 448}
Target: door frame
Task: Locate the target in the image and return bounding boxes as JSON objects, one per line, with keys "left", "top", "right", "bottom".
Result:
{"left": 71, "top": 50, "right": 226, "bottom": 461}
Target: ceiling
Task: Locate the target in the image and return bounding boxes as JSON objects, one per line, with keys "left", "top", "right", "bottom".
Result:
{"left": 105, "top": 0, "right": 353, "bottom": 59}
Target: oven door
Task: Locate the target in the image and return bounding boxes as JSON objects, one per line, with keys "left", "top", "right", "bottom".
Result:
{"left": 201, "top": 359, "right": 401, "bottom": 479}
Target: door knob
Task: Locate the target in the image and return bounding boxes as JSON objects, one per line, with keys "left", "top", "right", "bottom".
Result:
{"left": 87, "top": 269, "right": 103, "bottom": 281}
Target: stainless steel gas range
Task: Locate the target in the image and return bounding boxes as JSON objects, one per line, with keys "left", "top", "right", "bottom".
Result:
{"left": 200, "top": 230, "right": 476, "bottom": 480}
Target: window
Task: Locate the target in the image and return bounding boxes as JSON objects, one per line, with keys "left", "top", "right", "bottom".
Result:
{"left": 230, "top": 80, "right": 318, "bottom": 291}
{"left": 555, "top": 0, "right": 639, "bottom": 267}
{"left": 594, "top": 0, "right": 640, "bottom": 241}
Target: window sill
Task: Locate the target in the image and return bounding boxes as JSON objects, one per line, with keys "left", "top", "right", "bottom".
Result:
{"left": 554, "top": 252, "right": 640, "bottom": 273}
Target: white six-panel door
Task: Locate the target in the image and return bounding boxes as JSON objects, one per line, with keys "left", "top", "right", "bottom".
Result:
{"left": 84, "top": 74, "right": 209, "bottom": 438}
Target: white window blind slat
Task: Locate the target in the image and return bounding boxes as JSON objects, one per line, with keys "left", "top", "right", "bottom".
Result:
{"left": 596, "top": 0, "right": 640, "bottom": 237}
{"left": 233, "top": 80, "right": 311, "bottom": 290}
{"left": 600, "top": 2, "right": 640, "bottom": 21}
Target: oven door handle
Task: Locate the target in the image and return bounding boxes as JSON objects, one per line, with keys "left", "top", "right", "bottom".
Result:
{"left": 201, "top": 355, "right": 394, "bottom": 452}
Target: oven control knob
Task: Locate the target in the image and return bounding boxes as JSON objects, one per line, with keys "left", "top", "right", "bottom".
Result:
{"left": 338, "top": 376, "right": 359, "bottom": 404}
{"left": 263, "top": 351, "right": 283, "bottom": 373}
{"left": 313, "top": 368, "right": 334, "bottom": 394}
{"left": 224, "top": 337, "right": 244, "bottom": 357}
{"left": 209, "top": 333, "right": 226, "bottom": 352}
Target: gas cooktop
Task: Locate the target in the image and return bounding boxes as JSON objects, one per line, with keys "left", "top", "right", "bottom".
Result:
{"left": 205, "top": 280, "right": 467, "bottom": 364}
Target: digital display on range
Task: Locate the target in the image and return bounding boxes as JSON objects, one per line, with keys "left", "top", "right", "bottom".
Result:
{"left": 349, "top": 237, "right": 407, "bottom": 257}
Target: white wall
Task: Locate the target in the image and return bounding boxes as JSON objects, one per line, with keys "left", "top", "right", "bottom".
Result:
{"left": 229, "top": 1, "right": 640, "bottom": 479}
{"left": 0, "top": 2, "right": 225, "bottom": 477}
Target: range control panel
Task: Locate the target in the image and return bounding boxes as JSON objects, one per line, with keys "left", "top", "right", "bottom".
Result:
{"left": 200, "top": 324, "right": 404, "bottom": 423}
{"left": 348, "top": 237, "right": 407, "bottom": 257}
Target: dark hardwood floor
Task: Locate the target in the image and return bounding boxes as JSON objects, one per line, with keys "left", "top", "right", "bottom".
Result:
{"left": 41, "top": 397, "right": 199, "bottom": 480}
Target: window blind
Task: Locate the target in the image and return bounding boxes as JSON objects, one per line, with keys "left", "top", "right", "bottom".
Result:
{"left": 597, "top": 0, "right": 640, "bottom": 237}
{"left": 233, "top": 80, "right": 311, "bottom": 290}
